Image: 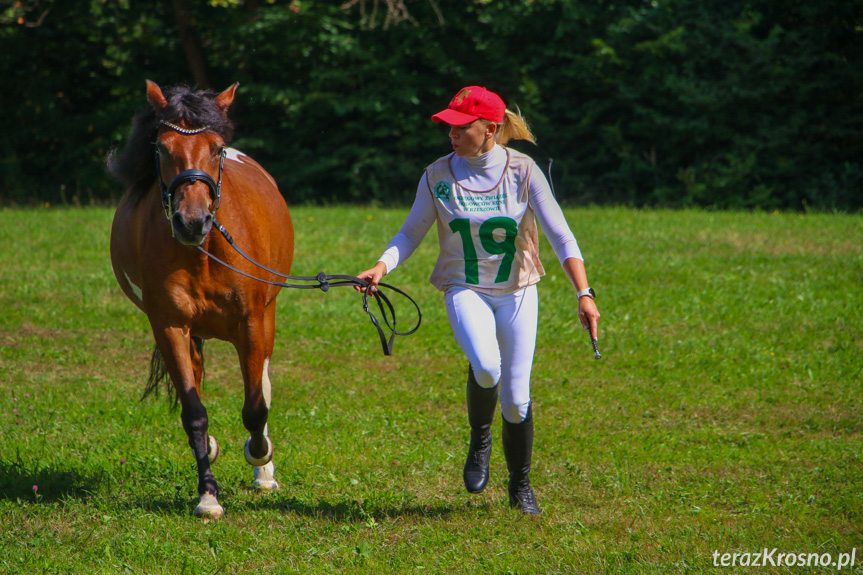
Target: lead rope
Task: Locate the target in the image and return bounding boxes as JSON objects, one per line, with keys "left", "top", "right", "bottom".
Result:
{"left": 197, "top": 218, "right": 421, "bottom": 356}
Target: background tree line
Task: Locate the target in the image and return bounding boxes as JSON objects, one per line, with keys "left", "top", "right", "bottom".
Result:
{"left": 1, "top": 0, "right": 861, "bottom": 210}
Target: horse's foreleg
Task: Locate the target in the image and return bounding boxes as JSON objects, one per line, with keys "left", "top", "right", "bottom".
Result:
{"left": 238, "top": 310, "right": 279, "bottom": 490}
{"left": 250, "top": 358, "right": 278, "bottom": 490}
{"left": 153, "top": 325, "right": 223, "bottom": 519}
{"left": 241, "top": 353, "right": 272, "bottom": 467}
{"left": 190, "top": 337, "right": 220, "bottom": 464}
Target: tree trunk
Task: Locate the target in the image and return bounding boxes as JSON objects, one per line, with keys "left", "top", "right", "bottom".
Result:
{"left": 172, "top": 0, "right": 210, "bottom": 89}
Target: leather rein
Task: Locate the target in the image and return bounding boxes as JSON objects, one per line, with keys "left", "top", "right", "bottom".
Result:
{"left": 198, "top": 220, "right": 421, "bottom": 356}
{"left": 154, "top": 120, "right": 421, "bottom": 355}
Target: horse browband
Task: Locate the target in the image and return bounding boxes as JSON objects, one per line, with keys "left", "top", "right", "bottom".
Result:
{"left": 160, "top": 120, "right": 211, "bottom": 135}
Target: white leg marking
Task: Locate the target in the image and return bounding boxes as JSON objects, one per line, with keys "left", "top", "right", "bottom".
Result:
{"left": 252, "top": 357, "right": 279, "bottom": 490}
{"left": 261, "top": 357, "right": 272, "bottom": 439}
{"left": 253, "top": 461, "right": 279, "bottom": 491}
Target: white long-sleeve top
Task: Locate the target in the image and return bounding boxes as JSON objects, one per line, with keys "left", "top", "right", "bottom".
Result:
{"left": 379, "top": 144, "right": 582, "bottom": 294}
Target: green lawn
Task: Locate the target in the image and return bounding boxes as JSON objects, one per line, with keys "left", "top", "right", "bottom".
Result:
{"left": 0, "top": 206, "right": 861, "bottom": 574}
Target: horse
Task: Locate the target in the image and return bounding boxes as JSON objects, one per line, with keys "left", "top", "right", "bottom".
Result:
{"left": 109, "top": 80, "right": 294, "bottom": 519}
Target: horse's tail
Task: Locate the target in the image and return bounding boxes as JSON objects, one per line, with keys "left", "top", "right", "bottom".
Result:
{"left": 142, "top": 337, "right": 205, "bottom": 407}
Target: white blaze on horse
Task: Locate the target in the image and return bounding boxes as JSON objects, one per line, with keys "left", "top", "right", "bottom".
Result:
{"left": 109, "top": 81, "right": 294, "bottom": 519}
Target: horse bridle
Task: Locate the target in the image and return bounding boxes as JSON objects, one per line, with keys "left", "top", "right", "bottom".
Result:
{"left": 155, "top": 120, "right": 226, "bottom": 237}
{"left": 153, "top": 120, "right": 421, "bottom": 355}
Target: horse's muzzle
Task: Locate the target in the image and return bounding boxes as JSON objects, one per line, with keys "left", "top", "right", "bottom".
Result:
{"left": 172, "top": 209, "right": 214, "bottom": 246}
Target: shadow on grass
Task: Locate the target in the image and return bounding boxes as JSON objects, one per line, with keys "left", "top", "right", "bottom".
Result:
{"left": 242, "top": 494, "right": 459, "bottom": 522}
{"left": 0, "top": 455, "right": 466, "bottom": 521}
{"left": 118, "top": 489, "right": 463, "bottom": 520}
{"left": 0, "top": 458, "right": 102, "bottom": 502}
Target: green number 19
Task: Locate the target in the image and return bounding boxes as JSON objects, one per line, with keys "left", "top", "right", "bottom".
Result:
{"left": 448, "top": 217, "right": 518, "bottom": 285}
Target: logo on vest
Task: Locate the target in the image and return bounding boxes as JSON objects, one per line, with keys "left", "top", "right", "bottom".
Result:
{"left": 433, "top": 180, "right": 452, "bottom": 202}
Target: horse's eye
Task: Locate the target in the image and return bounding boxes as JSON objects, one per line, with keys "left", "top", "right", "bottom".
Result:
{"left": 156, "top": 142, "right": 168, "bottom": 154}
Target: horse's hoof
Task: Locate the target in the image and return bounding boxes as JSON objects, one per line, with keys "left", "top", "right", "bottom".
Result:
{"left": 207, "top": 435, "right": 220, "bottom": 464}
{"left": 193, "top": 493, "right": 224, "bottom": 520}
{"left": 253, "top": 461, "right": 279, "bottom": 491}
{"left": 244, "top": 436, "right": 274, "bottom": 467}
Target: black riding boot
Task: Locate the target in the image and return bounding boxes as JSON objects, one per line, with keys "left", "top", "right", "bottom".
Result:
{"left": 463, "top": 366, "right": 498, "bottom": 494}
{"left": 502, "top": 403, "right": 541, "bottom": 515}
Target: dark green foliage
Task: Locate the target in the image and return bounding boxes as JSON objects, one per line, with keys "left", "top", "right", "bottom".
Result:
{"left": 0, "top": 0, "right": 860, "bottom": 210}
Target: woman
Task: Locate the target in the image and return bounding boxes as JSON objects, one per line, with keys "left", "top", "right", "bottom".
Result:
{"left": 357, "top": 86, "right": 600, "bottom": 515}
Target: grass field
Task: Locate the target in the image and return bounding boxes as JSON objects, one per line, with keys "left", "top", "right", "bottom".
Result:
{"left": 0, "top": 205, "right": 861, "bottom": 574}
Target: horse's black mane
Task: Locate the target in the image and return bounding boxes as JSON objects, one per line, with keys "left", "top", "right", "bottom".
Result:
{"left": 108, "top": 85, "right": 235, "bottom": 201}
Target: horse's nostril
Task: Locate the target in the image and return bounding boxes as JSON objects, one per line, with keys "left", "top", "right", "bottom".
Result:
{"left": 201, "top": 212, "right": 214, "bottom": 232}
{"left": 172, "top": 211, "right": 186, "bottom": 230}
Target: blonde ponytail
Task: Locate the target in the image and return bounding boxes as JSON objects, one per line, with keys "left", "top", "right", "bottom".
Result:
{"left": 495, "top": 107, "right": 536, "bottom": 146}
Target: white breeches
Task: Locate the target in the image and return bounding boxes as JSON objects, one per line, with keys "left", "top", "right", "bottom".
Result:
{"left": 445, "top": 285, "right": 538, "bottom": 423}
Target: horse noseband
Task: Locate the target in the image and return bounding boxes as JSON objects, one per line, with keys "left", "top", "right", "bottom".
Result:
{"left": 167, "top": 168, "right": 219, "bottom": 209}
{"left": 155, "top": 147, "right": 227, "bottom": 237}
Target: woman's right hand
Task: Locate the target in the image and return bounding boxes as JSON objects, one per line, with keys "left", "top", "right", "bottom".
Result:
{"left": 355, "top": 261, "right": 388, "bottom": 295}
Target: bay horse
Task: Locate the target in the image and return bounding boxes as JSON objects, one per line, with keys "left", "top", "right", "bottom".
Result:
{"left": 109, "top": 80, "right": 294, "bottom": 519}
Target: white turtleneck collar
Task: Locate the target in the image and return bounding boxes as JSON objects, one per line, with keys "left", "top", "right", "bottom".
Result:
{"left": 451, "top": 144, "right": 508, "bottom": 192}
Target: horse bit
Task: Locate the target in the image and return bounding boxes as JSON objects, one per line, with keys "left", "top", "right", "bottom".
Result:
{"left": 153, "top": 120, "right": 421, "bottom": 355}
{"left": 155, "top": 120, "right": 226, "bottom": 238}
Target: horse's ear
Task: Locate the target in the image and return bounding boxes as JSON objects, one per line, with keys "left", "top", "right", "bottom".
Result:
{"left": 146, "top": 80, "right": 169, "bottom": 114}
{"left": 214, "top": 83, "right": 240, "bottom": 115}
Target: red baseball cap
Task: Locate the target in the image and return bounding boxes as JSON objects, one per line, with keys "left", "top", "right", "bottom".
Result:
{"left": 431, "top": 86, "right": 506, "bottom": 125}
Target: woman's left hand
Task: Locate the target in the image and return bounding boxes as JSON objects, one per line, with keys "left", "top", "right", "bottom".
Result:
{"left": 578, "top": 296, "right": 601, "bottom": 341}
{"left": 561, "top": 257, "right": 601, "bottom": 340}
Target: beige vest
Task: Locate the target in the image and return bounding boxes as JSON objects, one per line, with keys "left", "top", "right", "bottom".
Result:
{"left": 425, "top": 148, "right": 545, "bottom": 294}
